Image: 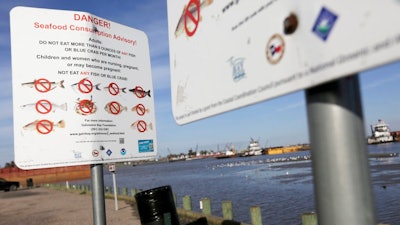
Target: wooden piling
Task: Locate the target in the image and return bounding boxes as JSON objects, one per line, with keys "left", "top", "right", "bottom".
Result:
{"left": 222, "top": 201, "right": 233, "bottom": 220}
{"left": 302, "top": 212, "right": 317, "bottom": 225}
{"left": 183, "top": 195, "right": 192, "bottom": 210}
{"left": 131, "top": 188, "right": 136, "bottom": 196}
{"left": 54, "top": 183, "right": 378, "bottom": 225}
{"left": 122, "top": 187, "right": 128, "bottom": 196}
{"left": 201, "top": 197, "right": 212, "bottom": 215}
{"left": 250, "top": 206, "right": 262, "bottom": 225}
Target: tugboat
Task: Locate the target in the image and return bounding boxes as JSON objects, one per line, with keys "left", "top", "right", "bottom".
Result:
{"left": 367, "top": 119, "right": 394, "bottom": 144}
{"left": 242, "top": 138, "right": 263, "bottom": 156}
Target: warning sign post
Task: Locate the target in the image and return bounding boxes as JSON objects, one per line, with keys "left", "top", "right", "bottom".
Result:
{"left": 10, "top": 7, "right": 157, "bottom": 169}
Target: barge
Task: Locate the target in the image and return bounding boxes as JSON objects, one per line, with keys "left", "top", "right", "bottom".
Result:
{"left": 0, "top": 165, "right": 90, "bottom": 187}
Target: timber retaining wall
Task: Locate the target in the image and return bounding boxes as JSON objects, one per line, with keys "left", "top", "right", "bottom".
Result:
{"left": 45, "top": 183, "right": 387, "bottom": 225}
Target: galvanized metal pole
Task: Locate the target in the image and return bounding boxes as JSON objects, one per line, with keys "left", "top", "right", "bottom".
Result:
{"left": 305, "top": 75, "right": 376, "bottom": 225}
{"left": 91, "top": 164, "right": 106, "bottom": 225}
{"left": 112, "top": 171, "right": 119, "bottom": 210}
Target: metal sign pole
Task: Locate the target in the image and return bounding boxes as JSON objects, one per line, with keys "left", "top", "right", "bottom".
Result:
{"left": 112, "top": 171, "right": 119, "bottom": 211}
{"left": 305, "top": 75, "right": 376, "bottom": 225}
{"left": 91, "top": 164, "right": 106, "bottom": 225}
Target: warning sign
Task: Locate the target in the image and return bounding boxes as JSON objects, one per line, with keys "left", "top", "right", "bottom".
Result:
{"left": 167, "top": 0, "right": 400, "bottom": 124}
{"left": 11, "top": 6, "right": 157, "bottom": 169}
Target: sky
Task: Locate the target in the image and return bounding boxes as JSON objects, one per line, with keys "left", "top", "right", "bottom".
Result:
{"left": 1, "top": 1, "right": 400, "bottom": 167}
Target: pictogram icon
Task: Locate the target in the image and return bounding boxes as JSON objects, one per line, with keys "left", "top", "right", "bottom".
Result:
{"left": 78, "top": 78, "right": 93, "bottom": 94}
{"left": 35, "top": 99, "right": 52, "bottom": 114}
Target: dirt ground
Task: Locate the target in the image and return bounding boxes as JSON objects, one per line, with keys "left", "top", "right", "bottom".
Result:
{"left": 0, "top": 187, "right": 141, "bottom": 225}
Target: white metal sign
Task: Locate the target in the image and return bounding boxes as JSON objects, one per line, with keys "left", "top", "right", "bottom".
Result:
{"left": 167, "top": 0, "right": 400, "bottom": 124}
{"left": 108, "top": 163, "right": 116, "bottom": 173}
{"left": 10, "top": 7, "right": 157, "bottom": 169}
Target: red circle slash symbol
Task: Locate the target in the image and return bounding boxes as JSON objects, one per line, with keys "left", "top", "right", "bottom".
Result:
{"left": 35, "top": 99, "right": 52, "bottom": 114}
{"left": 79, "top": 99, "right": 95, "bottom": 115}
{"left": 135, "top": 104, "right": 146, "bottom": 116}
{"left": 108, "top": 101, "right": 121, "bottom": 115}
{"left": 108, "top": 82, "right": 120, "bottom": 96}
{"left": 184, "top": 0, "right": 200, "bottom": 37}
{"left": 136, "top": 120, "right": 147, "bottom": 133}
{"left": 36, "top": 119, "right": 53, "bottom": 135}
{"left": 134, "top": 86, "right": 145, "bottom": 98}
{"left": 78, "top": 78, "right": 93, "bottom": 94}
{"left": 34, "top": 78, "right": 52, "bottom": 93}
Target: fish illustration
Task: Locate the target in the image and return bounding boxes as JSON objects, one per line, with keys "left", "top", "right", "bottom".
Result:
{"left": 131, "top": 104, "right": 150, "bottom": 114}
{"left": 129, "top": 87, "right": 151, "bottom": 98}
{"left": 74, "top": 97, "right": 97, "bottom": 116}
{"left": 174, "top": 0, "right": 213, "bottom": 37}
{"left": 23, "top": 120, "right": 65, "bottom": 131}
{"left": 20, "top": 102, "right": 67, "bottom": 112}
{"left": 104, "top": 101, "right": 127, "bottom": 115}
{"left": 21, "top": 79, "right": 65, "bottom": 90}
{"left": 131, "top": 120, "right": 153, "bottom": 131}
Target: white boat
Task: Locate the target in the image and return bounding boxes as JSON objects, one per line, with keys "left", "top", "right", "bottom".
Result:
{"left": 243, "top": 138, "right": 263, "bottom": 156}
{"left": 216, "top": 144, "right": 236, "bottom": 159}
{"left": 367, "top": 119, "right": 394, "bottom": 144}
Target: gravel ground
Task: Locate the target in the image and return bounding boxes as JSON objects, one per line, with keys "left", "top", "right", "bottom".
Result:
{"left": 0, "top": 187, "right": 141, "bottom": 225}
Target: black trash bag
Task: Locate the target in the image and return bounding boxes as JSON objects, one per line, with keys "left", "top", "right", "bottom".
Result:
{"left": 135, "top": 185, "right": 180, "bottom": 225}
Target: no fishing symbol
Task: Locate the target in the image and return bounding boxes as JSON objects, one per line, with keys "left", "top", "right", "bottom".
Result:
{"left": 134, "top": 86, "right": 145, "bottom": 98}
{"left": 136, "top": 120, "right": 147, "bottom": 133}
{"left": 34, "top": 78, "right": 52, "bottom": 93}
{"left": 184, "top": 0, "right": 201, "bottom": 37}
{"left": 35, "top": 99, "right": 52, "bottom": 114}
{"left": 78, "top": 78, "right": 93, "bottom": 94}
{"left": 107, "top": 82, "right": 120, "bottom": 96}
{"left": 108, "top": 101, "right": 121, "bottom": 115}
{"left": 135, "top": 104, "right": 147, "bottom": 116}
{"left": 36, "top": 119, "right": 53, "bottom": 134}
{"left": 78, "top": 99, "right": 95, "bottom": 115}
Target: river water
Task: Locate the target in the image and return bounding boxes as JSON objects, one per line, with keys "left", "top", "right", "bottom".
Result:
{"left": 73, "top": 143, "right": 400, "bottom": 225}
